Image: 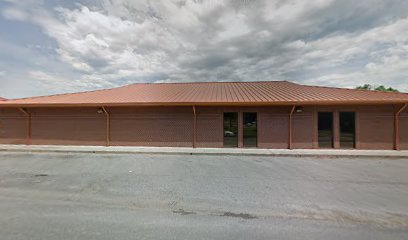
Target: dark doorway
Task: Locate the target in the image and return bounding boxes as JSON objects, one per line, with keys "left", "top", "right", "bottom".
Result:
{"left": 340, "top": 112, "right": 355, "bottom": 148}
{"left": 318, "top": 112, "right": 333, "bottom": 148}
{"left": 223, "top": 112, "right": 238, "bottom": 147}
{"left": 243, "top": 112, "right": 257, "bottom": 148}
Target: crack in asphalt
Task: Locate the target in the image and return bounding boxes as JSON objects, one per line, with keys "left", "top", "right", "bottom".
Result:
{"left": 220, "top": 212, "right": 258, "bottom": 219}
{"left": 172, "top": 208, "right": 196, "bottom": 215}
{"left": 0, "top": 187, "right": 407, "bottom": 230}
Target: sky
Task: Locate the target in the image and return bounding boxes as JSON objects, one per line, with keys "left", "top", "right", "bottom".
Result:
{"left": 0, "top": 0, "right": 408, "bottom": 99}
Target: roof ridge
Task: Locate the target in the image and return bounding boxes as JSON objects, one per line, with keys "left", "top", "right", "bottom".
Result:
{"left": 132, "top": 80, "right": 291, "bottom": 85}
{"left": 6, "top": 80, "right": 292, "bottom": 101}
{"left": 2, "top": 80, "right": 407, "bottom": 106}
{"left": 300, "top": 83, "right": 408, "bottom": 95}
{"left": 8, "top": 85, "right": 125, "bottom": 101}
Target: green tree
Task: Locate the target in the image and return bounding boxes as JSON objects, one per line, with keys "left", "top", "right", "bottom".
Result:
{"left": 355, "top": 84, "right": 399, "bottom": 92}
{"left": 355, "top": 84, "right": 373, "bottom": 90}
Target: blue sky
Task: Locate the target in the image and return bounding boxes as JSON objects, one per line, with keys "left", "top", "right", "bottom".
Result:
{"left": 1, "top": 0, "right": 408, "bottom": 99}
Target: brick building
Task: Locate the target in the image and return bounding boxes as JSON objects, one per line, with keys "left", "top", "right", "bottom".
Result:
{"left": 0, "top": 81, "right": 407, "bottom": 150}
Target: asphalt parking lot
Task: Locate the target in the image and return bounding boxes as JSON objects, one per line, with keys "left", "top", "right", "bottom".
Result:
{"left": 0, "top": 152, "right": 407, "bottom": 240}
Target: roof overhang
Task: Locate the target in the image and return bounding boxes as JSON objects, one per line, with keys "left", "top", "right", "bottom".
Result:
{"left": 0, "top": 100, "right": 407, "bottom": 108}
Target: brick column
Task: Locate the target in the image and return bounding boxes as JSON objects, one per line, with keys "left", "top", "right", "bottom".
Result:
{"left": 333, "top": 111, "right": 340, "bottom": 149}
{"left": 238, "top": 111, "right": 243, "bottom": 148}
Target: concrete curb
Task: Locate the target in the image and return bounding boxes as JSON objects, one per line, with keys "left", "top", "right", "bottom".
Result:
{"left": 0, "top": 145, "right": 408, "bottom": 159}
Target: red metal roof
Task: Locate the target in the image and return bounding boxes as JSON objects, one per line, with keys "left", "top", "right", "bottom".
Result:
{"left": 0, "top": 81, "right": 407, "bottom": 107}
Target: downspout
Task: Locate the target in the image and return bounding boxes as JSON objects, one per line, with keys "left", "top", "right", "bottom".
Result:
{"left": 394, "top": 103, "right": 407, "bottom": 150}
{"left": 192, "top": 105, "right": 197, "bottom": 148}
{"left": 289, "top": 105, "right": 296, "bottom": 149}
{"left": 102, "top": 106, "right": 110, "bottom": 147}
{"left": 18, "top": 108, "right": 31, "bottom": 145}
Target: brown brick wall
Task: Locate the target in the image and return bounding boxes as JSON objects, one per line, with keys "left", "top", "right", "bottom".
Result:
{"left": 30, "top": 108, "right": 106, "bottom": 146}
{"left": 0, "top": 108, "right": 27, "bottom": 144}
{"left": 258, "top": 107, "right": 290, "bottom": 149}
{"left": 109, "top": 107, "right": 194, "bottom": 147}
{"left": 0, "top": 105, "right": 406, "bottom": 150}
{"left": 196, "top": 107, "right": 223, "bottom": 148}
{"left": 358, "top": 105, "right": 394, "bottom": 150}
{"left": 292, "top": 107, "right": 315, "bottom": 149}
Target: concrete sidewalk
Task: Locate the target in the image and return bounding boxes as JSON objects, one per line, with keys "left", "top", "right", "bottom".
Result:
{"left": 0, "top": 144, "right": 407, "bottom": 158}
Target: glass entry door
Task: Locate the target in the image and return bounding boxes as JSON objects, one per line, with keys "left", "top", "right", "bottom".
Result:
{"left": 340, "top": 112, "right": 355, "bottom": 148}
{"left": 223, "top": 112, "right": 238, "bottom": 147}
{"left": 243, "top": 112, "right": 257, "bottom": 148}
{"left": 318, "top": 112, "right": 334, "bottom": 148}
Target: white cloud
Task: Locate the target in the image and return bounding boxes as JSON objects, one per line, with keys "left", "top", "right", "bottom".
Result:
{"left": 1, "top": 7, "right": 28, "bottom": 21}
{"left": 297, "top": 17, "right": 408, "bottom": 90}
{"left": 27, "top": 70, "right": 115, "bottom": 93}
{"left": 28, "top": 70, "right": 54, "bottom": 80}
{"left": 1, "top": 0, "right": 408, "bottom": 94}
